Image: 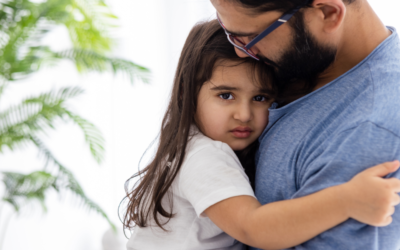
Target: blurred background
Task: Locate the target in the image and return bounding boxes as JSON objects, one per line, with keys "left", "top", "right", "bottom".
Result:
{"left": 0, "top": 0, "right": 398, "bottom": 249}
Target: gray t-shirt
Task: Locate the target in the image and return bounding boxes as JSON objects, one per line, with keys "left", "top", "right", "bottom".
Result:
{"left": 254, "top": 27, "right": 400, "bottom": 250}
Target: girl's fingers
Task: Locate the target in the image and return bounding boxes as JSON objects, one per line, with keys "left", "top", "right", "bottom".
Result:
{"left": 383, "top": 216, "right": 393, "bottom": 227}
{"left": 392, "top": 194, "right": 400, "bottom": 206}
{"left": 388, "top": 206, "right": 396, "bottom": 217}
{"left": 385, "top": 178, "right": 400, "bottom": 193}
{"left": 364, "top": 161, "right": 400, "bottom": 177}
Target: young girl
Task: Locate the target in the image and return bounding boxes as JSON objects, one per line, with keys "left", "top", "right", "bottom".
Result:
{"left": 123, "top": 20, "right": 400, "bottom": 250}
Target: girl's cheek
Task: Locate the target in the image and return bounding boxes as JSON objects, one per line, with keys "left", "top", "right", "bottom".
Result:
{"left": 257, "top": 108, "right": 269, "bottom": 129}
{"left": 264, "top": 109, "right": 270, "bottom": 123}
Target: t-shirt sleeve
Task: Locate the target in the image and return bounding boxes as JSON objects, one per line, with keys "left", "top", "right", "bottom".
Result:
{"left": 179, "top": 143, "right": 255, "bottom": 218}
{"left": 293, "top": 121, "right": 400, "bottom": 249}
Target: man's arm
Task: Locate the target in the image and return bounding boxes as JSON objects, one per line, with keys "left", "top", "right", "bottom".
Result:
{"left": 293, "top": 121, "right": 400, "bottom": 250}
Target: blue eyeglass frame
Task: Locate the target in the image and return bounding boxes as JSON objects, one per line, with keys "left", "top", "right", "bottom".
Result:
{"left": 217, "top": 1, "right": 310, "bottom": 60}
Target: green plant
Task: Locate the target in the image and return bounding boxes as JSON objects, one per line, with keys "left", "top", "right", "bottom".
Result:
{"left": 0, "top": 0, "right": 150, "bottom": 246}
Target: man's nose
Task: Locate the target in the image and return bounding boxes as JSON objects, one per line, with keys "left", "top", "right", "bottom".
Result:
{"left": 241, "top": 37, "right": 260, "bottom": 56}
{"left": 233, "top": 103, "right": 253, "bottom": 123}
{"left": 234, "top": 46, "right": 260, "bottom": 59}
{"left": 234, "top": 47, "right": 249, "bottom": 58}
{"left": 248, "top": 46, "right": 260, "bottom": 56}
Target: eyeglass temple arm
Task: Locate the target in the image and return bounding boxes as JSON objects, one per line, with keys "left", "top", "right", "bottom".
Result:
{"left": 245, "top": 6, "right": 303, "bottom": 50}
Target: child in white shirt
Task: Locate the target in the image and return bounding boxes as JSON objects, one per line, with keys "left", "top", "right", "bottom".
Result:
{"left": 123, "top": 20, "right": 400, "bottom": 250}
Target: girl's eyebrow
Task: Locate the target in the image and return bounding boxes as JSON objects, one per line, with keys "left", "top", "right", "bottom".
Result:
{"left": 210, "top": 85, "right": 239, "bottom": 91}
{"left": 211, "top": 85, "right": 270, "bottom": 94}
{"left": 259, "top": 88, "right": 270, "bottom": 94}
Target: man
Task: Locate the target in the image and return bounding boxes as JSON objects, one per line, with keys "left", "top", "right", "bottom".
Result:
{"left": 212, "top": 0, "right": 400, "bottom": 249}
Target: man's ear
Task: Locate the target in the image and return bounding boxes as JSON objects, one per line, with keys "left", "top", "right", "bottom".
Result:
{"left": 309, "top": 0, "right": 346, "bottom": 33}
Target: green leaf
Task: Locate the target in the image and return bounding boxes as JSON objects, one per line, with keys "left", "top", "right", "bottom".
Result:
{"left": 64, "top": 112, "right": 105, "bottom": 163}
{"left": 0, "top": 86, "right": 105, "bottom": 163}
{"left": 2, "top": 171, "right": 57, "bottom": 212}
{"left": 29, "top": 136, "right": 116, "bottom": 230}
{"left": 55, "top": 48, "right": 151, "bottom": 84}
{"left": 0, "top": 87, "right": 86, "bottom": 151}
{"left": 0, "top": 0, "right": 150, "bottom": 83}
{"left": 61, "top": 0, "right": 117, "bottom": 53}
{"left": 1, "top": 165, "right": 116, "bottom": 231}
{"left": 0, "top": 0, "right": 147, "bottom": 232}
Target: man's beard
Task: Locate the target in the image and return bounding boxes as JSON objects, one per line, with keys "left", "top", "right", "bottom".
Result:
{"left": 260, "top": 12, "right": 337, "bottom": 96}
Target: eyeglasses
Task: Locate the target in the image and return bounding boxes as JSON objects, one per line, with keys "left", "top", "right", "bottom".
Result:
{"left": 216, "top": 2, "right": 308, "bottom": 61}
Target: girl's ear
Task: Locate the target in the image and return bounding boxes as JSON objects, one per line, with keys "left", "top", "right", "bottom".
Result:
{"left": 308, "top": 0, "right": 346, "bottom": 34}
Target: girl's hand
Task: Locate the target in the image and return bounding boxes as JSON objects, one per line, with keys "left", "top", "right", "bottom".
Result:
{"left": 339, "top": 160, "right": 400, "bottom": 227}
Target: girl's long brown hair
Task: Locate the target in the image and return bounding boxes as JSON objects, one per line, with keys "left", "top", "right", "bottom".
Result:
{"left": 122, "top": 19, "right": 275, "bottom": 231}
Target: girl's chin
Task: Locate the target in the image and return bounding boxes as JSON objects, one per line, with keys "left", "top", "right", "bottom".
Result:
{"left": 229, "top": 142, "right": 252, "bottom": 151}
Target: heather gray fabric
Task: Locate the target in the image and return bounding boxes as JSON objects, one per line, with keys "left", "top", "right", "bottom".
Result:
{"left": 253, "top": 27, "right": 400, "bottom": 250}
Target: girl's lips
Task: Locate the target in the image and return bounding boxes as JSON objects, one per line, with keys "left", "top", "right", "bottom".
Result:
{"left": 231, "top": 127, "right": 253, "bottom": 138}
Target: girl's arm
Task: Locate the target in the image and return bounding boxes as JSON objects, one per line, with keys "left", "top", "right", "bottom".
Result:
{"left": 205, "top": 161, "right": 400, "bottom": 250}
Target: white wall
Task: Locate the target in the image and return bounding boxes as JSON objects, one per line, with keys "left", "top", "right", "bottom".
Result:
{"left": 0, "top": 0, "right": 398, "bottom": 249}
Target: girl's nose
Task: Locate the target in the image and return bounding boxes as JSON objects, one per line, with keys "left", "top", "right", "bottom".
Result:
{"left": 233, "top": 103, "right": 253, "bottom": 123}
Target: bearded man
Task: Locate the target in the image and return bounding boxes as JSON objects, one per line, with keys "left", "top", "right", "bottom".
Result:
{"left": 212, "top": 0, "right": 400, "bottom": 249}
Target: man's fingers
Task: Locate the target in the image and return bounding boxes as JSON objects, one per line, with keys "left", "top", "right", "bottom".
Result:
{"left": 366, "top": 160, "right": 400, "bottom": 177}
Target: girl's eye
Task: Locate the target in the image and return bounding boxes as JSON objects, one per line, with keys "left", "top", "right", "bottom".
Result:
{"left": 219, "top": 93, "right": 234, "bottom": 100}
{"left": 253, "top": 95, "right": 266, "bottom": 102}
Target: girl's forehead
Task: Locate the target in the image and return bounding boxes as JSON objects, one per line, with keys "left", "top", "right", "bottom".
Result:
{"left": 210, "top": 61, "right": 265, "bottom": 91}
{"left": 213, "top": 60, "right": 253, "bottom": 77}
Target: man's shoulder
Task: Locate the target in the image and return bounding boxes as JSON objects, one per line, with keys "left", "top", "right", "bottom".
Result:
{"left": 365, "top": 27, "right": 400, "bottom": 95}
{"left": 337, "top": 31, "right": 400, "bottom": 137}
{"left": 365, "top": 46, "right": 400, "bottom": 137}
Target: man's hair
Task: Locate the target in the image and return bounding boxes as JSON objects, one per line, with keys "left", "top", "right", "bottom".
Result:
{"left": 233, "top": 0, "right": 356, "bottom": 14}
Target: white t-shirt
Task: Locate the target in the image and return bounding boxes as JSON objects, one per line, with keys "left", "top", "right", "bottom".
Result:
{"left": 126, "top": 129, "right": 256, "bottom": 250}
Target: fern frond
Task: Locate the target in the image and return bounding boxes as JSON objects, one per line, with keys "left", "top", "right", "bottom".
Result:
{"left": 0, "top": 87, "right": 104, "bottom": 162}
{"left": 0, "top": 87, "right": 85, "bottom": 151}
{"left": 0, "top": 101, "right": 43, "bottom": 151}
{"left": 56, "top": 48, "right": 151, "bottom": 84}
{"left": 24, "top": 86, "right": 85, "bottom": 105}
{"left": 0, "top": 83, "right": 5, "bottom": 98}
{"left": 63, "top": 0, "right": 116, "bottom": 52}
{"left": 29, "top": 136, "right": 116, "bottom": 230}
{"left": 2, "top": 171, "right": 57, "bottom": 212}
{"left": 64, "top": 112, "right": 104, "bottom": 163}
{"left": 26, "top": 86, "right": 105, "bottom": 163}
